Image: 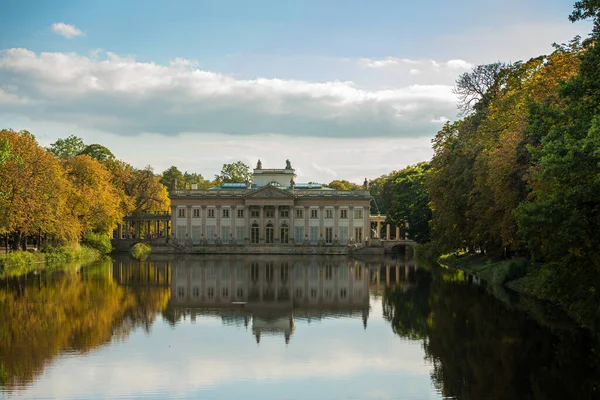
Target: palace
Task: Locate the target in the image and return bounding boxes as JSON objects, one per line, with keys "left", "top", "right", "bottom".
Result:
{"left": 169, "top": 160, "right": 372, "bottom": 246}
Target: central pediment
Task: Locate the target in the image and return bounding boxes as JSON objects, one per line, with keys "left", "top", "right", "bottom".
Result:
{"left": 245, "top": 185, "right": 294, "bottom": 199}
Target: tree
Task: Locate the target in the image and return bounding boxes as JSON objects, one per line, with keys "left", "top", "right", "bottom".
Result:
{"left": 79, "top": 144, "right": 115, "bottom": 162}
{"left": 0, "top": 138, "right": 10, "bottom": 166}
{"left": 183, "top": 171, "right": 213, "bottom": 189}
{"left": 47, "top": 135, "right": 86, "bottom": 159}
{"left": 384, "top": 162, "right": 432, "bottom": 243}
{"left": 159, "top": 166, "right": 185, "bottom": 191}
{"left": 453, "top": 62, "right": 508, "bottom": 116}
{"left": 63, "top": 155, "right": 124, "bottom": 235}
{"left": 215, "top": 161, "right": 252, "bottom": 184}
{"left": 326, "top": 180, "right": 361, "bottom": 191}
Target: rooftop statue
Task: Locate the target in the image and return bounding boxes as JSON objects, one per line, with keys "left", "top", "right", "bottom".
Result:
{"left": 285, "top": 159, "right": 292, "bottom": 169}
{"left": 256, "top": 159, "right": 262, "bottom": 169}
{"left": 363, "top": 178, "right": 368, "bottom": 190}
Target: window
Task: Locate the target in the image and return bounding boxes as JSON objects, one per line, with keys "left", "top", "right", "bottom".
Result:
{"left": 325, "top": 289, "right": 332, "bottom": 299}
{"left": 192, "top": 287, "right": 200, "bottom": 298}
{"left": 207, "top": 287, "right": 214, "bottom": 298}
{"left": 222, "top": 208, "right": 229, "bottom": 218}
{"left": 355, "top": 227, "right": 363, "bottom": 242}
{"left": 251, "top": 209, "right": 259, "bottom": 218}
{"left": 207, "top": 226, "right": 216, "bottom": 243}
{"left": 222, "top": 287, "right": 229, "bottom": 298}
{"left": 237, "top": 208, "right": 244, "bottom": 218}
{"left": 339, "top": 226, "right": 348, "bottom": 244}
{"left": 325, "top": 264, "right": 333, "bottom": 280}
{"left": 280, "top": 263, "right": 289, "bottom": 282}
{"left": 310, "top": 226, "right": 319, "bottom": 244}
{"left": 325, "top": 209, "right": 333, "bottom": 219}
{"left": 295, "top": 288, "right": 303, "bottom": 299}
{"left": 266, "top": 262, "right": 274, "bottom": 282}
{"left": 310, "top": 288, "right": 317, "bottom": 299}
{"left": 295, "top": 208, "right": 303, "bottom": 218}
{"left": 280, "top": 224, "right": 289, "bottom": 244}
{"left": 280, "top": 209, "right": 289, "bottom": 218}
{"left": 265, "top": 223, "right": 274, "bottom": 244}
{"left": 193, "top": 208, "right": 201, "bottom": 218}
{"left": 295, "top": 226, "right": 304, "bottom": 242}
{"left": 251, "top": 224, "right": 260, "bottom": 244}
{"left": 177, "top": 286, "right": 185, "bottom": 298}
{"left": 340, "top": 288, "right": 347, "bottom": 299}
{"left": 221, "top": 226, "right": 230, "bottom": 241}
{"left": 325, "top": 227, "right": 333, "bottom": 244}
{"left": 310, "top": 209, "right": 318, "bottom": 219}
{"left": 191, "top": 226, "right": 201, "bottom": 242}
{"left": 235, "top": 226, "right": 245, "bottom": 243}
{"left": 265, "top": 209, "right": 274, "bottom": 218}
{"left": 176, "top": 226, "right": 186, "bottom": 240}
{"left": 354, "top": 208, "right": 363, "bottom": 219}
{"left": 208, "top": 208, "right": 215, "bottom": 218}
{"left": 340, "top": 209, "right": 348, "bottom": 219}
{"left": 237, "top": 287, "right": 244, "bottom": 299}
{"left": 178, "top": 208, "right": 185, "bottom": 218}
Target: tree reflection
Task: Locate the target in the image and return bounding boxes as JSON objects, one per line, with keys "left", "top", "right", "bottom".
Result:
{"left": 0, "top": 258, "right": 169, "bottom": 392}
{"left": 383, "top": 266, "right": 600, "bottom": 399}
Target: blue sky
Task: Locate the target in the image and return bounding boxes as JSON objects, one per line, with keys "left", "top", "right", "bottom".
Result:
{"left": 0, "top": 0, "right": 591, "bottom": 182}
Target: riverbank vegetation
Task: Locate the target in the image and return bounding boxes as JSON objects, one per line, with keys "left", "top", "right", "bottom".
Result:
{"left": 131, "top": 243, "right": 152, "bottom": 261}
{"left": 372, "top": 3, "right": 600, "bottom": 329}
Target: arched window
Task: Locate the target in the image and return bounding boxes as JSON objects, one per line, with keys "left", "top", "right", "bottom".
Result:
{"left": 280, "top": 223, "right": 289, "bottom": 244}
{"left": 265, "top": 223, "right": 274, "bottom": 244}
{"left": 251, "top": 223, "right": 260, "bottom": 244}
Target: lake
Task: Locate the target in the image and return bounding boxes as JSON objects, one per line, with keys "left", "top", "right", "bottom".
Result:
{"left": 1, "top": 254, "right": 598, "bottom": 399}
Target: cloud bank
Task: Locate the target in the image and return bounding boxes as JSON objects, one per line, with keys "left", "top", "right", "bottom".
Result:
{"left": 0, "top": 48, "right": 458, "bottom": 138}
{"left": 50, "top": 23, "right": 84, "bottom": 39}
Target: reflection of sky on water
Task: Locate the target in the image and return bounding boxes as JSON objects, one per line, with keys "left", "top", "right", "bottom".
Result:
{"left": 17, "top": 295, "right": 440, "bottom": 400}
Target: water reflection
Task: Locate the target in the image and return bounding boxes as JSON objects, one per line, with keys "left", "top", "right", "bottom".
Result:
{"left": 1, "top": 255, "right": 599, "bottom": 399}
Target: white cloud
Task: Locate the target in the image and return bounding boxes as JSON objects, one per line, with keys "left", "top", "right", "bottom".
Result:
{"left": 409, "top": 68, "right": 421, "bottom": 75}
{"left": 359, "top": 57, "right": 422, "bottom": 68}
{"left": 446, "top": 59, "right": 473, "bottom": 69}
{"left": 50, "top": 22, "right": 84, "bottom": 39}
{"left": 0, "top": 48, "right": 458, "bottom": 139}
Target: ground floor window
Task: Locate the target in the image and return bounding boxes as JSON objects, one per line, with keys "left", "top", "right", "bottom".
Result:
{"left": 207, "top": 226, "right": 216, "bottom": 243}
{"left": 280, "top": 224, "right": 289, "bottom": 244}
{"left": 221, "top": 226, "right": 230, "bottom": 242}
{"left": 295, "top": 226, "right": 304, "bottom": 242}
{"left": 310, "top": 226, "right": 319, "bottom": 244}
{"left": 251, "top": 224, "right": 259, "bottom": 244}
{"left": 191, "top": 226, "right": 201, "bottom": 242}
{"left": 355, "top": 227, "right": 363, "bottom": 243}
{"left": 325, "top": 227, "right": 333, "bottom": 244}
{"left": 265, "top": 223, "right": 274, "bottom": 244}
{"left": 236, "top": 226, "right": 244, "bottom": 244}
{"left": 339, "top": 226, "right": 348, "bottom": 244}
{"left": 176, "top": 226, "right": 186, "bottom": 240}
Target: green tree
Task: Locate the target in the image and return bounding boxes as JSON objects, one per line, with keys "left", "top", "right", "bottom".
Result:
{"left": 326, "top": 180, "right": 361, "bottom": 191}
{"left": 47, "top": 135, "right": 85, "bottom": 159}
{"left": 79, "top": 144, "right": 115, "bottom": 162}
{"left": 183, "top": 171, "right": 213, "bottom": 189}
{"left": 384, "top": 162, "right": 432, "bottom": 243}
{"left": 215, "top": 161, "right": 252, "bottom": 184}
{"left": 159, "top": 166, "right": 185, "bottom": 191}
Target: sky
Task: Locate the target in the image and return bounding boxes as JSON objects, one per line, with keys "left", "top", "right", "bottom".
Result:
{"left": 0, "top": 0, "right": 591, "bottom": 183}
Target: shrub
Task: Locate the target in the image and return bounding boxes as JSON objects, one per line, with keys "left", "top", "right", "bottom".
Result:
{"left": 131, "top": 243, "right": 151, "bottom": 260}
{"left": 83, "top": 232, "right": 112, "bottom": 254}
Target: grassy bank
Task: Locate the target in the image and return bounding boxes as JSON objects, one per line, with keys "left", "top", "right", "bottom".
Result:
{"left": 0, "top": 244, "right": 103, "bottom": 278}
{"left": 438, "top": 253, "right": 529, "bottom": 286}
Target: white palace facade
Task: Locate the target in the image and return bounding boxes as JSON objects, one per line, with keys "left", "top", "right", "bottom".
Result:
{"left": 169, "top": 160, "right": 372, "bottom": 247}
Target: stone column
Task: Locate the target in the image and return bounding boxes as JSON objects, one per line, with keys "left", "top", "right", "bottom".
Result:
{"left": 216, "top": 206, "right": 221, "bottom": 240}
{"left": 117, "top": 223, "right": 122, "bottom": 239}
{"left": 319, "top": 206, "right": 324, "bottom": 240}
{"left": 201, "top": 206, "right": 207, "bottom": 239}
{"left": 136, "top": 220, "right": 141, "bottom": 239}
{"left": 349, "top": 206, "right": 354, "bottom": 243}
{"left": 170, "top": 205, "right": 177, "bottom": 239}
{"left": 290, "top": 205, "right": 295, "bottom": 243}
{"left": 259, "top": 205, "right": 264, "bottom": 243}
{"left": 376, "top": 221, "right": 381, "bottom": 238}
{"left": 245, "top": 206, "right": 250, "bottom": 240}
{"left": 186, "top": 205, "right": 192, "bottom": 239}
{"left": 405, "top": 221, "right": 409, "bottom": 239}
{"left": 333, "top": 206, "right": 339, "bottom": 243}
{"left": 304, "top": 206, "right": 309, "bottom": 242}
{"left": 386, "top": 224, "right": 390, "bottom": 240}
{"left": 396, "top": 226, "right": 400, "bottom": 240}
{"left": 274, "top": 205, "right": 280, "bottom": 242}
{"left": 231, "top": 205, "right": 236, "bottom": 242}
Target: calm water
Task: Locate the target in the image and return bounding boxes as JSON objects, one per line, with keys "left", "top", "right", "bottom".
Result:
{"left": 1, "top": 255, "right": 599, "bottom": 400}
